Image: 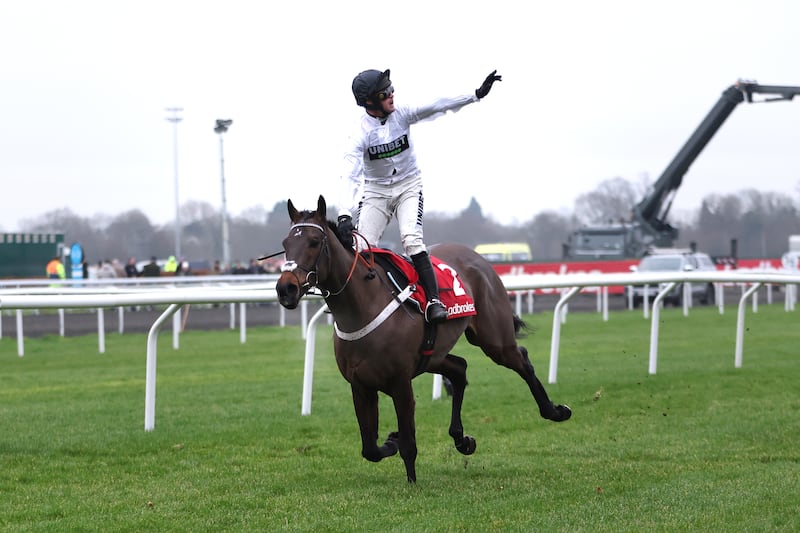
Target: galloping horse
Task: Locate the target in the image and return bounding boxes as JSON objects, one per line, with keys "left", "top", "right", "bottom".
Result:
{"left": 276, "top": 196, "right": 571, "bottom": 483}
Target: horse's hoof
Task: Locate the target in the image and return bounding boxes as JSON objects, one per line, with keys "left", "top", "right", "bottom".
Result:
{"left": 380, "top": 439, "right": 399, "bottom": 458}
{"left": 456, "top": 435, "right": 476, "bottom": 455}
{"left": 554, "top": 404, "right": 572, "bottom": 422}
{"left": 380, "top": 432, "right": 400, "bottom": 457}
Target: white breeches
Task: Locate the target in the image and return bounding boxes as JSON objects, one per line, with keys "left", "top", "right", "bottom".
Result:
{"left": 356, "top": 173, "right": 427, "bottom": 256}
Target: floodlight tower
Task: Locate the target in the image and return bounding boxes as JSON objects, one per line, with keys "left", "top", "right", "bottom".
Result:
{"left": 214, "top": 119, "right": 233, "bottom": 270}
{"left": 165, "top": 107, "right": 183, "bottom": 259}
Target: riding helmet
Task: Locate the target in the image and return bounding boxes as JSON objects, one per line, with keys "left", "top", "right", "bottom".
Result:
{"left": 352, "top": 69, "right": 391, "bottom": 108}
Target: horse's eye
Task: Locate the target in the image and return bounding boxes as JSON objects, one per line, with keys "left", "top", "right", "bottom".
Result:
{"left": 309, "top": 238, "right": 321, "bottom": 248}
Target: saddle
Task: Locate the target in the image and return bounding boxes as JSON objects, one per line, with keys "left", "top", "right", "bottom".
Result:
{"left": 362, "top": 249, "right": 477, "bottom": 359}
{"left": 363, "top": 249, "right": 477, "bottom": 319}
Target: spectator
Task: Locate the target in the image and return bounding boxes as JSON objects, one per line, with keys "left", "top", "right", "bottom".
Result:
{"left": 87, "top": 260, "right": 98, "bottom": 279}
{"left": 163, "top": 255, "right": 178, "bottom": 275}
{"left": 125, "top": 257, "right": 140, "bottom": 277}
{"left": 111, "top": 258, "right": 125, "bottom": 277}
{"left": 96, "top": 259, "right": 118, "bottom": 279}
{"left": 262, "top": 257, "right": 284, "bottom": 273}
{"left": 177, "top": 257, "right": 192, "bottom": 276}
{"left": 45, "top": 256, "right": 66, "bottom": 287}
{"left": 142, "top": 257, "right": 161, "bottom": 277}
{"left": 248, "top": 258, "right": 263, "bottom": 274}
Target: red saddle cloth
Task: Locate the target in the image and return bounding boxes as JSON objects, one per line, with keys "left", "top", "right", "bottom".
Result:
{"left": 367, "top": 249, "right": 477, "bottom": 320}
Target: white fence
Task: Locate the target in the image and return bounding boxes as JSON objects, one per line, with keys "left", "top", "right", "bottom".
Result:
{"left": 0, "top": 274, "right": 297, "bottom": 348}
{"left": 300, "top": 270, "right": 798, "bottom": 414}
{"left": 2, "top": 270, "right": 798, "bottom": 430}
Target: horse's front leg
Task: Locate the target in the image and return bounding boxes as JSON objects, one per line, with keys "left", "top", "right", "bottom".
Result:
{"left": 351, "top": 383, "right": 398, "bottom": 463}
{"left": 434, "top": 354, "right": 476, "bottom": 455}
{"left": 389, "top": 380, "right": 418, "bottom": 483}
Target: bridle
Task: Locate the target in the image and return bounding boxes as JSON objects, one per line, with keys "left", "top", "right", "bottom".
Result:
{"left": 281, "top": 221, "right": 374, "bottom": 298}
{"left": 282, "top": 218, "right": 416, "bottom": 343}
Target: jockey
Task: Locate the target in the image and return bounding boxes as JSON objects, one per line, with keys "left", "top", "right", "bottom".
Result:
{"left": 338, "top": 68, "right": 501, "bottom": 323}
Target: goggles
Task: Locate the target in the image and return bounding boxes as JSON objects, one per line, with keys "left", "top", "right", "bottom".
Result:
{"left": 374, "top": 85, "right": 394, "bottom": 101}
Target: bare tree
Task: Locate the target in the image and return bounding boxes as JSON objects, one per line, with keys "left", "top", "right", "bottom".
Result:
{"left": 239, "top": 205, "right": 268, "bottom": 224}
{"left": 105, "top": 210, "right": 156, "bottom": 261}
{"left": 525, "top": 210, "right": 575, "bottom": 261}
{"left": 13, "top": 184, "right": 800, "bottom": 269}
{"left": 573, "top": 177, "right": 640, "bottom": 225}
{"left": 682, "top": 190, "right": 800, "bottom": 257}
{"left": 182, "top": 200, "right": 218, "bottom": 224}
{"left": 680, "top": 194, "right": 742, "bottom": 256}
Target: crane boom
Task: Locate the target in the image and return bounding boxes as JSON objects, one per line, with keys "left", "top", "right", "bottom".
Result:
{"left": 633, "top": 81, "right": 800, "bottom": 241}
{"left": 565, "top": 80, "right": 800, "bottom": 260}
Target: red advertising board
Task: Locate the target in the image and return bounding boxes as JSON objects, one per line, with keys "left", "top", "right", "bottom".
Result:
{"left": 490, "top": 258, "right": 783, "bottom": 295}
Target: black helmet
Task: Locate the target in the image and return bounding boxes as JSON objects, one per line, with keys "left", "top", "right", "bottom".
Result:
{"left": 352, "top": 69, "right": 391, "bottom": 108}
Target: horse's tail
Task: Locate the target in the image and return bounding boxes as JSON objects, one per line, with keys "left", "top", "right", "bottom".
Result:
{"left": 513, "top": 314, "right": 533, "bottom": 339}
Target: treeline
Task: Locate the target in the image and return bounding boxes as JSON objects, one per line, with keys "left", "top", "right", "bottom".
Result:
{"left": 14, "top": 179, "right": 800, "bottom": 266}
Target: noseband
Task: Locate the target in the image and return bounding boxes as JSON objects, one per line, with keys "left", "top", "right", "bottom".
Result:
{"left": 281, "top": 222, "right": 330, "bottom": 295}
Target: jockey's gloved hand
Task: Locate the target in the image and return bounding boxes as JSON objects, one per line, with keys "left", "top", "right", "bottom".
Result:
{"left": 475, "top": 70, "right": 502, "bottom": 99}
{"left": 337, "top": 214, "right": 355, "bottom": 246}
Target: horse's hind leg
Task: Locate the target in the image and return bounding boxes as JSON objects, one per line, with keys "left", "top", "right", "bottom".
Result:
{"left": 430, "top": 354, "right": 476, "bottom": 455}
{"left": 518, "top": 346, "right": 571, "bottom": 421}
{"left": 350, "top": 382, "right": 399, "bottom": 464}
{"left": 481, "top": 342, "right": 571, "bottom": 422}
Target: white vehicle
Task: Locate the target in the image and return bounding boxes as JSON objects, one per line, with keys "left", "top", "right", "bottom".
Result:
{"left": 781, "top": 251, "right": 800, "bottom": 271}
{"left": 626, "top": 251, "right": 718, "bottom": 308}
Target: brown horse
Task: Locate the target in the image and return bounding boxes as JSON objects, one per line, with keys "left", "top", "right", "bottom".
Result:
{"left": 276, "top": 195, "right": 571, "bottom": 483}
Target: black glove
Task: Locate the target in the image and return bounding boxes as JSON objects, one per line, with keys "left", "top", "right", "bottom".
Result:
{"left": 337, "top": 214, "right": 355, "bottom": 246}
{"left": 475, "top": 70, "right": 502, "bottom": 99}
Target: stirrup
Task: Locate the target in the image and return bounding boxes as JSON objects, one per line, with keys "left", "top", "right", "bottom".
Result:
{"left": 425, "top": 298, "right": 448, "bottom": 323}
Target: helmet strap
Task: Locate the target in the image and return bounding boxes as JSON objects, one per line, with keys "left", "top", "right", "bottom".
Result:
{"left": 365, "top": 97, "right": 393, "bottom": 118}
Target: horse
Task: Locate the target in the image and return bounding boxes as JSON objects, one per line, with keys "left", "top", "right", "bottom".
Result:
{"left": 276, "top": 195, "right": 571, "bottom": 483}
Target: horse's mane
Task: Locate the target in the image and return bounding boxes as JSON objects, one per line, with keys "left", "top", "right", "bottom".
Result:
{"left": 295, "top": 209, "right": 354, "bottom": 252}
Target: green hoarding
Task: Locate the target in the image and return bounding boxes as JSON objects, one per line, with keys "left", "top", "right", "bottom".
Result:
{"left": 0, "top": 233, "right": 65, "bottom": 278}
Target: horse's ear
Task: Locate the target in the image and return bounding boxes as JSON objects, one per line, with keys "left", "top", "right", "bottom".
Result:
{"left": 317, "top": 195, "right": 327, "bottom": 217}
{"left": 287, "top": 199, "right": 299, "bottom": 222}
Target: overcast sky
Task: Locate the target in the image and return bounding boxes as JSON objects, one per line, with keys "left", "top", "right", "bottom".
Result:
{"left": 2, "top": 0, "right": 799, "bottom": 232}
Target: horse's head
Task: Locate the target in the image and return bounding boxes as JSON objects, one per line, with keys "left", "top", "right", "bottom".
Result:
{"left": 276, "top": 195, "right": 333, "bottom": 309}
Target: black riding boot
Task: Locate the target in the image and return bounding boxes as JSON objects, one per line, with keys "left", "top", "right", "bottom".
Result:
{"left": 411, "top": 251, "right": 447, "bottom": 324}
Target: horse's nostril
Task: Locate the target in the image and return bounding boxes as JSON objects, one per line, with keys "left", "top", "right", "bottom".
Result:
{"left": 276, "top": 281, "right": 300, "bottom": 302}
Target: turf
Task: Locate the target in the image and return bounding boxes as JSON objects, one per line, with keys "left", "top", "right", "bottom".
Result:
{"left": 1, "top": 304, "right": 798, "bottom": 532}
